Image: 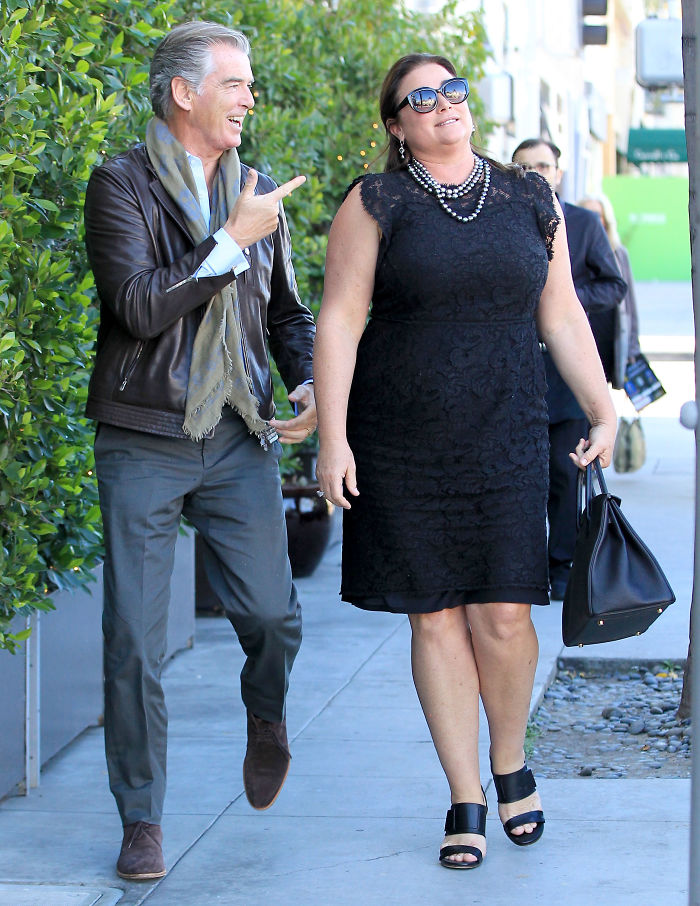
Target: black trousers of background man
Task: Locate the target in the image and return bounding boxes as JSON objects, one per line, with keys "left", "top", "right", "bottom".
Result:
{"left": 547, "top": 416, "right": 588, "bottom": 594}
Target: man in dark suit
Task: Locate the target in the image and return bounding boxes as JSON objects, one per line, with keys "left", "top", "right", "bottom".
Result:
{"left": 512, "top": 139, "right": 626, "bottom": 599}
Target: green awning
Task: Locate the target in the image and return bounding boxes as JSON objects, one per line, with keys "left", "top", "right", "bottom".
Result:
{"left": 627, "top": 128, "right": 687, "bottom": 164}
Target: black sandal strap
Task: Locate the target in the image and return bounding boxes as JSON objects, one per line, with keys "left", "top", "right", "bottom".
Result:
{"left": 444, "top": 802, "right": 487, "bottom": 836}
{"left": 503, "top": 810, "right": 545, "bottom": 834}
{"left": 492, "top": 765, "right": 536, "bottom": 805}
{"left": 439, "top": 844, "right": 483, "bottom": 861}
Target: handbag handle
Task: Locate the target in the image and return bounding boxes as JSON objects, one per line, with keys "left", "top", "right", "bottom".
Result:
{"left": 592, "top": 458, "right": 609, "bottom": 494}
{"left": 576, "top": 458, "right": 610, "bottom": 531}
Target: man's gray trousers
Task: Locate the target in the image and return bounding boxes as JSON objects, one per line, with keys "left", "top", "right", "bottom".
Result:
{"left": 94, "top": 409, "right": 302, "bottom": 826}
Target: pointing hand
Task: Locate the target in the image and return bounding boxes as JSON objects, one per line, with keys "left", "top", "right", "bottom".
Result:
{"left": 225, "top": 170, "right": 306, "bottom": 248}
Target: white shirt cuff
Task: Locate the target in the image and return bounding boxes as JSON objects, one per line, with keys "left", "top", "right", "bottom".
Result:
{"left": 195, "top": 228, "right": 250, "bottom": 278}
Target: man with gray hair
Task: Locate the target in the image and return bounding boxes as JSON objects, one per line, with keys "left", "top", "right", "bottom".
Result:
{"left": 84, "top": 20, "right": 315, "bottom": 880}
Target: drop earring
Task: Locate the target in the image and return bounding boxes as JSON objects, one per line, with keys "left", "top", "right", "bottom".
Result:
{"left": 399, "top": 139, "right": 405, "bottom": 160}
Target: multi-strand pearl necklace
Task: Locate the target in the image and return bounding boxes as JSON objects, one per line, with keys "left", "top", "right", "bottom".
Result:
{"left": 407, "top": 155, "right": 491, "bottom": 223}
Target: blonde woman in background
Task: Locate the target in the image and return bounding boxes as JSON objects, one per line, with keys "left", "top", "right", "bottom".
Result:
{"left": 579, "top": 194, "right": 641, "bottom": 368}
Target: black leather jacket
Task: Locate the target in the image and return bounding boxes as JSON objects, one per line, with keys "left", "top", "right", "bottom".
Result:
{"left": 84, "top": 145, "right": 315, "bottom": 437}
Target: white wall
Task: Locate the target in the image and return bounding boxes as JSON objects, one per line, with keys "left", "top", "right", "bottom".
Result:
{"left": 407, "top": 0, "right": 649, "bottom": 198}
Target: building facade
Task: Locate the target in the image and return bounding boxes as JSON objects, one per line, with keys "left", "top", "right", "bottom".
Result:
{"left": 409, "top": 0, "right": 684, "bottom": 198}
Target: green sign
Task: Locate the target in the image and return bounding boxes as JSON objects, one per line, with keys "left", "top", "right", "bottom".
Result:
{"left": 602, "top": 175, "right": 690, "bottom": 281}
{"left": 627, "top": 128, "right": 687, "bottom": 164}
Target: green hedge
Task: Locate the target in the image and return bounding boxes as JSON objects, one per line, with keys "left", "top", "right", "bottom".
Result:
{"left": 0, "top": 0, "right": 487, "bottom": 651}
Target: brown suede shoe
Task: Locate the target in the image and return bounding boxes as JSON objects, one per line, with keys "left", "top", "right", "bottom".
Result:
{"left": 243, "top": 711, "right": 291, "bottom": 810}
{"left": 116, "top": 821, "right": 166, "bottom": 880}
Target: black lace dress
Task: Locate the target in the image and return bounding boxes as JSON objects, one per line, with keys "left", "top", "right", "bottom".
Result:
{"left": 341, "top": 165, "right": 560, "bottom": 612}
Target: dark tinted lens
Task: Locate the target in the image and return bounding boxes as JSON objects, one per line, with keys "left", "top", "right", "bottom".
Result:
{"left": 442, "top": 78, "right": 469, "bottom": 103}
{"left": 408, "top": 88, "right": 438, "bottom": 112}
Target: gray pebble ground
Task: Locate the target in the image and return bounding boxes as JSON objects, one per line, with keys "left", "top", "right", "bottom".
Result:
{"left": 527, "top": 663, "right": 691, "bottom": 779}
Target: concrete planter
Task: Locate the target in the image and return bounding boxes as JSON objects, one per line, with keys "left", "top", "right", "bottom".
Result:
{"left": 0, "top": 620, "right": 26, "bottom": 800}
{"left": 40, "top": 566, "right": 105, "bottom": 772}
{"left": 0, "top": 525, "right": 195, "bottom": 801}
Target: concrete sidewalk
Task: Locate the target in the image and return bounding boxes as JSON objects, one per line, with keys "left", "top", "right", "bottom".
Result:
{"left": 0, "top": 282, "right": 694, "bottom": 906}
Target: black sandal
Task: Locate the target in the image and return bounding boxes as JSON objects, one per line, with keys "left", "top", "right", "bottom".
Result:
{"left": 439, "top": 799, "right": 487, "bottom": 870}
{"left": 491, "top": 764, "right": 544, "bottom": 847}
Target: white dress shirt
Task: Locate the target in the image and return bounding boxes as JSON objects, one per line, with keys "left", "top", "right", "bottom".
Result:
{"left": 187, "top": 153, "right": 250, "bottom": 279}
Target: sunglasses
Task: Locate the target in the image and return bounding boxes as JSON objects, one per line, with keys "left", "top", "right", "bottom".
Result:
{"left": 396, "top": 77, "right": 469, "bottom": 114}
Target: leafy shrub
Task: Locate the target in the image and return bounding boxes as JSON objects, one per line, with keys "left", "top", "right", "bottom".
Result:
{"left": 0, "top": 0, "right": 487, "bottom": 650}
{"left": 0, "top": 0, "right": 156, "bottom": 650}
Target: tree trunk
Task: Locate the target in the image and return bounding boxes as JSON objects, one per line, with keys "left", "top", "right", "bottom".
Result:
{"left": 679, "top": 635, "right": 693, "bottom": 719}
{"left": 680, "top": 0, "right": 698, "bottom": 721}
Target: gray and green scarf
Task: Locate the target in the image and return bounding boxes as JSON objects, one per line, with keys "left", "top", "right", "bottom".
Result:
{"left": 145, "top": 117, "right": 274, "bottom": 445}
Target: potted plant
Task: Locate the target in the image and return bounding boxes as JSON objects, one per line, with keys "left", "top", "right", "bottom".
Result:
{"left": 279, "top": 435, "right": 334, "bottom": 579}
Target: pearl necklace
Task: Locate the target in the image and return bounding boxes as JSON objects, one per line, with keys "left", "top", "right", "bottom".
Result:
{"left": 407, "top": 155, "right": 491, "bottom": 223}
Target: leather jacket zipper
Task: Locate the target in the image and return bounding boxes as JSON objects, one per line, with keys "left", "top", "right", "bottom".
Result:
{"left": 238, "top": 249, "right": 254, "bottom": 388}
{"left": 239, "top": 315, "right": 253, "bottom": 390}
{"left": 166, "top": 274, "right": 198, "bottom": 294}
{"left": 119, "top": 342, "right": 144, "bottom": 391}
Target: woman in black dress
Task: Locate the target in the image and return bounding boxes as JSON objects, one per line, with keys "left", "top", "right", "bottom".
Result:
{"left": 314, "top": 53, "right": 616, "bottom": 870}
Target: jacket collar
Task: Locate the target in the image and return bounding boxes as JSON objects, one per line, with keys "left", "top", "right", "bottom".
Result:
{"left": 149, "top": 177, "right": 195, "bottom": 242}
{"left": 136, "top": 144, "right": 194, "bottom": 242}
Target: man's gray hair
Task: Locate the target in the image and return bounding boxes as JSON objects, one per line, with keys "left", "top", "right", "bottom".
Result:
{"left": 150, "top": 21, "right": 251, "bottom": 121}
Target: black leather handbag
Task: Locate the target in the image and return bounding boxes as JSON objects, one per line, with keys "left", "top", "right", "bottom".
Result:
{"left": 562, "top": 460, "right": 675, "bottom": 647}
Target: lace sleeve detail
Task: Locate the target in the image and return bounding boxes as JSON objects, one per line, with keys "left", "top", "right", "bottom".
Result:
{"left": 343, "top": 173, "right": 366, "bottom": 201}
{"left": 343, "top": 172, "right": 393, "bottom": 243}
{"left": 522, "top": 170, "right": 561, "bottom": 261}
